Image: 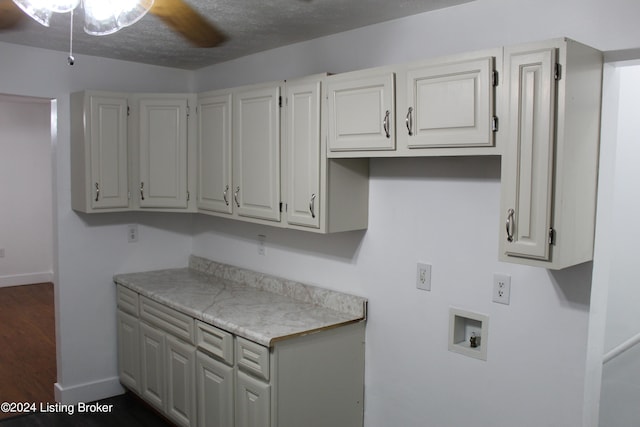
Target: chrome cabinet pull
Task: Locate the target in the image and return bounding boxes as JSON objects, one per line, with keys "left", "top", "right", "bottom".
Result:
{"left": 383, "top": 110, "right": 391, "bottom": 138}
{"left": 223, "top": 184, "right": 229, "bottom": 206}
{"left": 506, "top": 208, "right": 515, "bottom": 242}
{"left": 140, "top": 182, "right": 145, "bottom": 201}
{"left": 309, "top": 193, "right": 317, "bottom": 218}
{"left": 406, "top": 107, "right": 413, "bottom": 136}
{"left": 95, "top": 182, "right": 100, "bottom": 202}
{"left": 234, "top": 186, "right": 240, "bottom": 208}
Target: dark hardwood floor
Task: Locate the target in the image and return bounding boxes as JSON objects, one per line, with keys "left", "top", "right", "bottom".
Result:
{"left": 0, "top": 282, "right": 56, "bottom": 420}
{"left": 0, "top": 392, "right": 174, "bottom": 427}
{"left": 0, "top": 283, "right": 174, "bottom": 426}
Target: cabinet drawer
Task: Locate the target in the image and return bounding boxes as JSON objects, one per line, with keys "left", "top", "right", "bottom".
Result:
{"left": 236, "top": 337, "right": 270, "bottom": 381}
{"left": 196, "top": 321, "right": 234, "bottom": 365}
{"left": 116, "top": 285, "right": 139, "bottom": 316}
{"left": 139, "top": 296, "right": 195, "bottom": 344}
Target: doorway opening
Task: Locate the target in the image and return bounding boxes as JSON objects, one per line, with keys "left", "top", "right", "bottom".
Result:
{"left": 0, "top": 94, "right": 56, "bottom": 418}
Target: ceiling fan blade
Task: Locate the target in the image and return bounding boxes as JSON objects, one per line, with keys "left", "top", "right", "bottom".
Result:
{"left": 150, "top": 0, "right": 226, "bottom": 48}
{"left": 0, "top": 0, "right": 26, "bottom": 30}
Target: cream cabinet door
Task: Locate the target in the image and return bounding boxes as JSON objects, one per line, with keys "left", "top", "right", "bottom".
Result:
{"left": 404, "top": 57, "right": 495, "bottom": 148}
{"left": 285, "top": 80, "right": 321, "bottom": 229}
{"left": 137, "top": 96, "right": 189, "bottom": 209}
{"left": 501, "top": 47, "right": 557, "bottom": 260}
{"left": 140, "top": 322, "right": 166, "bottom": 412}
{"left": 236, "top": 371, "right": 270, "bottom": 427}
{"left": 166, "top": 335, "right": 196, "bottom": 427}
{"left": 117, "top": 310, "right": 140, "bottom": 393}
{"left": 88, "top": 93, "right": 129, "bottom": 209}
{"left": 197, "top": 92, "right": 233, "bottom": 215}
{"left": 327, "top": 72, "right": 395, "bottom": 152}
{"left": 196, "top": 351, "right": 234, "bottom": 427}
{"left": 233, "top": 85, "right": 281, "bottom": 222}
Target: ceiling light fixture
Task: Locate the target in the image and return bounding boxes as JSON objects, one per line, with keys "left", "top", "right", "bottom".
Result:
{"left": 12, "top": 0, "right": 154, "bottom": 35}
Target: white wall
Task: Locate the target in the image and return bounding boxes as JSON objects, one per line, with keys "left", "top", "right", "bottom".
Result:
{"left": 0, "top": 0, "right": 639, "bottom": 423}
{"left": 595, "top": 64, "right": 640, "bottom": 426}
{"left": 191, "top": 0, "right": 640, "bottom": 426}
{"left": 0, "top": 95, "right": 53, "bottom": 287}
{"left": 0, "top": 42, "right": 195, "bottom": 403}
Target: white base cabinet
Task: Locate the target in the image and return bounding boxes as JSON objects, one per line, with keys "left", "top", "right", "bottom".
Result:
{"left": 117, "top": 285, "right": 366, "bottom": 427}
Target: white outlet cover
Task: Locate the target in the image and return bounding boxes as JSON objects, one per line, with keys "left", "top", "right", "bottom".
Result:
{"left": 492, "top": 273, "right": 511, "bottom": 305}
{"left": 416, "top": 262, "right": 431, "bottom": 291}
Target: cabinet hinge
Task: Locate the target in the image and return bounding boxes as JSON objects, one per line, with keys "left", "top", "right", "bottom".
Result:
{"left": 127, "top": 106, "right": 130, "bottom": 116}
{"left": 187, "top": 105, "right": 190, "bottom": 117}
{"left": 554, "top": 63, "right": 562, "bottom": 80}
{"left": 279, "top": 96, "right": 282, "bottom": 108}
{"left": 492, "top": 70, "right": 499, "bottom": 87}
{"left": 280, "top": 202, "right": 287, "bottom": 213}
{"left": 127, "top": 191, "right": 131, "bottom": 200}
{"left": 187, "top": 190, "right": 190, "bottom": 202}
{"left": 548, "top": 228, "right": 556, "bottom": 245}
{"left": 491, "top": 116, "right": 499, "bottom": 132}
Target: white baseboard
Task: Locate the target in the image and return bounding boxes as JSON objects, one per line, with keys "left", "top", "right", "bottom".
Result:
{"left": 0, "top": 271, "right": 54, "bottom": 288}
{"left": 54, "top": 377, "right": 125, "bottom": 404}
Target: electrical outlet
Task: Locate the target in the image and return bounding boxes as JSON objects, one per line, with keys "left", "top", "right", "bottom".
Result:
{"left": 416, "top": 262, "right": 431, "bottom": 291}
{"left": 257, "top": 234, "right": 266, "bottom": 256}
{"left": 492, "top": 273, "right": 511, "bottom": 305}
{"left": 127, "top": 225, "right": 138, "bottom": 243}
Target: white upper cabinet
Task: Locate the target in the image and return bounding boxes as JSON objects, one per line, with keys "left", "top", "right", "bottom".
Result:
{"left": 285, "top": 79, "right": 322, "bottom": 229}
{"left": 233, "top": 83, "right": 282, "bottom": 222}
{"left": 72, "top": 91, "right": 196, "bottom": 213}
{"left": 327, "top": 51, "right": 499, "bottom": 158}
{"left": 327, "top": 72, "right": 396, "bottom": 152}
{"left": 197, "top": 91, "right": 233, "bottom": 215}
{"left": 71, "top": 91, "right": 130, "bottom": 213}
{"left": 499, "top": 38, "right": 603, "bottom": 269}
{"left": 133, "top": 94, "right": 192, "bottom": 210}
{"left": 284, "top": 76, "right": 369, "bottom": 233}
{"left": 402, "top": 57, "right": 495, "bottom": 149}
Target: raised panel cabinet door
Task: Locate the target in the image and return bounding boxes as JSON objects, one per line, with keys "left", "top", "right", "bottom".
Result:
{"left": 285, "top": 80, "right": 321, "bottom": 228}
{"left": 196, "top": 351, "right": 234, "bottom": 427}
{"left": 405, "top": 57, "right": 494, "bottom": 148}
{"left": 327, "top": 73, "right": 395, "bottom": 152}
{"left": 140, "top": 322, "right": 166, "bottom": 412}
{"left": 89, "top": 94, "right": 129, "bottom": 209}
{"left": 117, "top": 310, "right": 140, "bottom": 393}
{"left": 166, "top": 335, "right": 196, "bottom": 427}
{"left": 138, "top": 97, "right": 189, "bottom": 209}
{"left": 502, "top": 47, "right": 557, "bottom": 260}
{"left": 197, "top": 93, "right": 233, "bottom": 214}
{"left": 233, "top": 85, "right": 281, "bottom": 222}
{"left": 236, "top": 371, "right": 270, "bottom": 427}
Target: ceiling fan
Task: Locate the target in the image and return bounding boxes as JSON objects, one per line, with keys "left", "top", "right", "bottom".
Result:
{"left": 0, "top": 0, "right": 226, "bottom": 47}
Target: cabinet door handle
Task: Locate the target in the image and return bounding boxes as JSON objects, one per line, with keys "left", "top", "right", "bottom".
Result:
{"left": 506, "top": 208, "right": 515, "bottom": 242}
{"left": 383, "top": 110, "right": 391, "bottom": 138}
{"left": 234, "top": 186, "right": 240, "bottom": 208}
{"left": 140, "top": 182, "right": 145, "bottom": 201}
{"left": 95, "top": 182, "right": 100, "bottom": 202}
{"left": 223, "top": 185, "right": 229, "bottom": 206}
{"left": 309, "top": 193, "right": 317, "bottom": 219}
{"left": 406, "top": 107, "right": 413, "bottom": 136}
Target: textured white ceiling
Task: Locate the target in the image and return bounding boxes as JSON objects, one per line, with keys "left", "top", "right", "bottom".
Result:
{"left": 0, "top": 0, "right": 471, "bottom": 70}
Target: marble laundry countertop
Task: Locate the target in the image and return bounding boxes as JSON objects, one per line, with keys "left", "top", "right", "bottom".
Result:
{"left": 114, "top": 256, "right": 367, "bottom": 347}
